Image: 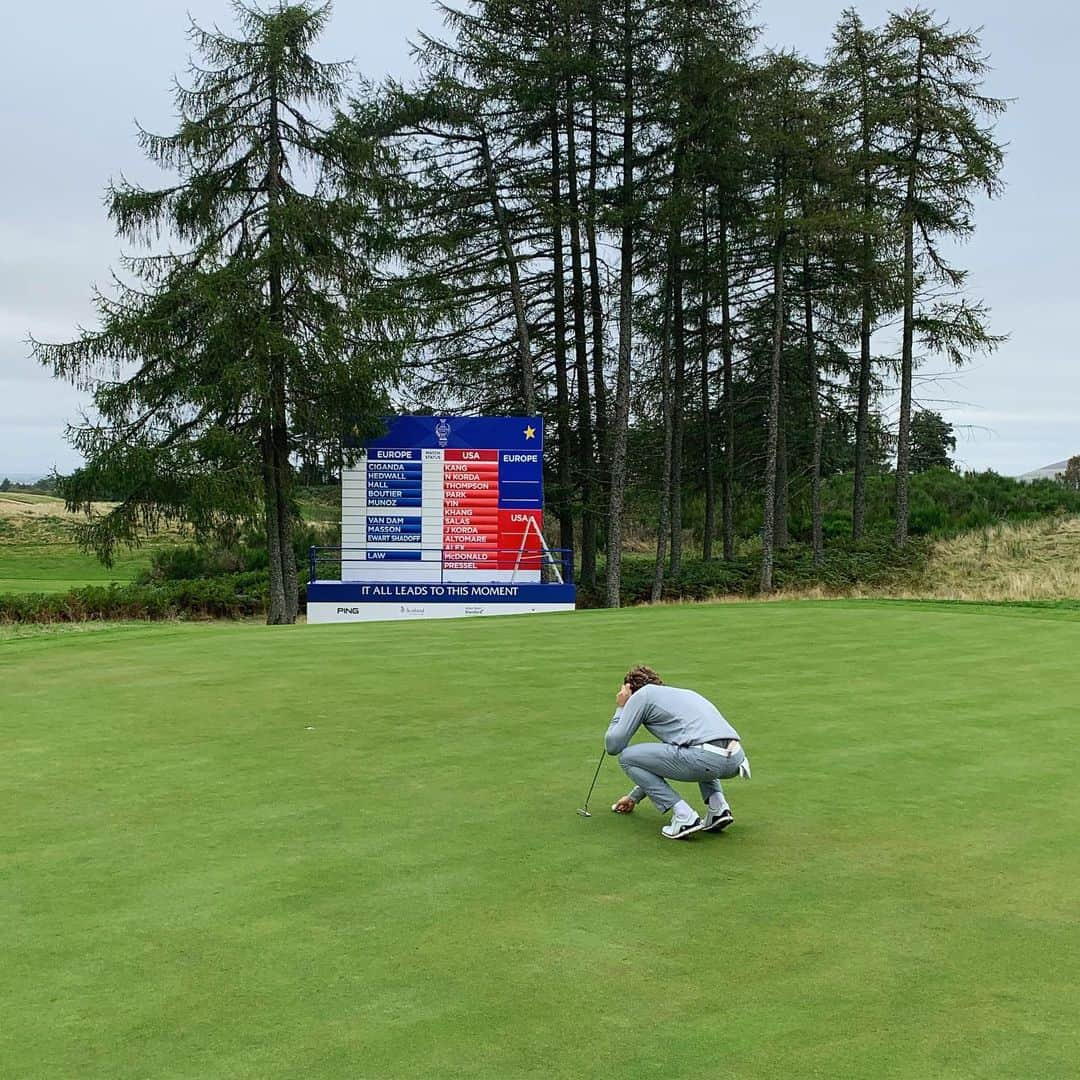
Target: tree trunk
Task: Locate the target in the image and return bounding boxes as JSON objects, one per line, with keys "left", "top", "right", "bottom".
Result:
{"left": 652, "top": 265, "right": 675, "bottom": 602}
{"left": 669, "top": 174, "right": 686, "bottom": 578}
{"left": 852, "top": 106, "right": 874, "bottom": 540}
{"left": 774, "top": 395, "right": 789, "bottom": 551}
{"left": 700, "top": 188, "right": 716, "bottom": 561}
{"left": 274, "top": 416, "right": 298, "bottom": 622}
{"left": 565, "top": 88, "right": 597, "bottom": 589}
{"left": 853, "top": 263, "right": 873, "bottom": 539}
{"left": 605, "top": 0, "right": 634, "bottom": 609}
{"left": 587, "top": 0, "right": 608, "bottom": 484}
{"left": 895, "top": 41, "right": 925, "bottom": 549}
{"left": 895, "top": 207, "right": 915, "bottom": 548}
{"left": 266, "top": 79, "right": 296, "bottom": 624}
{"left": 479, "top": 127, "right": 536, "bottom": 414}
{"left": 549, "top": 108, "right": 575, "bottom": 558}
{"left": 804, "top": 253, "right": 824, "bottom": 566}
{"left": 760, "top": 227, "right": 784, "bottom": 594}
{"left": 262, "top": 428, "right": 287, "bottom": 624}
{"left": 720, "top": 215, "right": 735, "bottom": 561}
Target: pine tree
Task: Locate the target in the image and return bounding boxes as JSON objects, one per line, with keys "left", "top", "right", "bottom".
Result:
{"left": 750, "top": 52, "right": 818, "bottom": 592}
{"left": 605, "top": 0, "right": 645, "bottom": 608}
{"left": 825, "top": 10, "right": 899, "bottom": 541}
{"left": 884, "top": 8, "right": 1006, "bottom": 546}
{"left": 373, "top": 1, "right": 608, "bottom": 580}
{"left": 31, "top": 2, "right": 401, "bottom": 624}
{"left": 909, "top": 409, "right": 956, "bottom": 472}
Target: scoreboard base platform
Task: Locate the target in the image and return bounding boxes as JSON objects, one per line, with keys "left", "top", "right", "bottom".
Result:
{"left": 306, "top": 581, "right": 577, "bottom": 624}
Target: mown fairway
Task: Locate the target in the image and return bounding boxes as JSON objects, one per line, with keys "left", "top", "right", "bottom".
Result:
{"left": 0, "top": 543, "right": 155, "bottom": 595}
{"left": 0, "top": 495, "right": 156, "bottom": 594}
{"left": 3, "top": 602, "right": 1078, "bottom": 1078}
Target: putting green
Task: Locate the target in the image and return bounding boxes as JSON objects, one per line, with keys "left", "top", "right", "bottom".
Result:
{"left": 3, "top": 602, "right": 1078, "bottom": 1078}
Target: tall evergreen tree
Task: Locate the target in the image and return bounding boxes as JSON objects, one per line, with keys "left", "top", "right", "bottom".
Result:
{"left": 750, "top": 53, "right": 817, "bottom": 592}
{"left": 884, "top": 8, "right": 1006, "bottom": 546}
{"left": 825, "top": 10, "right": 898, "bottom": 541}
{"left": 605, "top": 0, "right": 645, "bottom": 608}
{"left": 32, "top": 2, "right": 401, "bottom": 624}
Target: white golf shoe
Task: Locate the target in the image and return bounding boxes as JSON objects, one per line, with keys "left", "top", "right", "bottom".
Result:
{"left": 701, "top": 807, "right": 735, "bottom": 833}
{"left": 661, "top": 806, "right": 703, "bottom": 840}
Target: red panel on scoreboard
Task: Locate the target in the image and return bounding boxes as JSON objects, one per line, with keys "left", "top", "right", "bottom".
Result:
{"left": 444, "top": 496, "right": 500, "bottom": 507}
{"left": 443, "top": 509, "right": 500, "bottom": 521}
{"left": 443, "top": 449, "right": 499, "bottom": 462}
{"left": 442, "top": 462, "right": 499, "bottom": 473}
{"left": 499, "top": 509, "right": 544, "bottom": 570}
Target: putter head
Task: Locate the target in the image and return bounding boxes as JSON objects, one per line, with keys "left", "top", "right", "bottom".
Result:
{"left": 576, "top": 807, "right": 592, "bottom": 818}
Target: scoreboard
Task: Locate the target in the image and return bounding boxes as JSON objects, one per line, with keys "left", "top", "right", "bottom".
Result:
{"left": 341, "top": 416, "right": 545, "bottom": 583}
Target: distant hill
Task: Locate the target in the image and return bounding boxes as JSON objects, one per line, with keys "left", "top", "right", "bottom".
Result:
{"left": 0, "top": 473, "right": 49, "bottom": 485}
{"left": 1017, "top": 459, "right": 1073, "bottom": 483}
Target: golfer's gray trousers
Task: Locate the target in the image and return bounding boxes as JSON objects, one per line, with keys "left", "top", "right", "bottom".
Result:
{"left": 620, "top": 743, "right": 746, "bottom": 814}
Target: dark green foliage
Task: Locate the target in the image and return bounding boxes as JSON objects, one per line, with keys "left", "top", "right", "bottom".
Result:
{"left": 577, "top": 534, "right": 928, "bottom": 607}
{"left": 603, "top": 467, "right": 1080, "bottom": 607}
{"left": 31, "top": 2, "right": 403, "bottom": 624}
{"left": 137, "top": 544, "right": 251, "bottom": 585}
{"left": 0, "top": 476, "right": 59, "bottom": 496}
{"left": 1063, "top": 456, "right": 1080, "bottom": 492}
{"left": 27, "top": 2, "right": 1012, "bottom": 613}
{"left": 807, "top": 468, "right": 1080, "bottom": 539}
{"left": 137, "top": 522, "right": 337, "bottom": 584}
{"left": 0, "top": 574, "right": 268, "bottom": 624}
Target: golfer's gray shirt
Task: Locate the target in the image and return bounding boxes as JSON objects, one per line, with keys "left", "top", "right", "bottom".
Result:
{"left": 604, "top": 684, "right": 740, "bottom": 756}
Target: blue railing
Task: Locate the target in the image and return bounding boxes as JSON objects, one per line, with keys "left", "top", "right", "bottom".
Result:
{"left": 309, "top": 546, "right": 574, "bottom": 585}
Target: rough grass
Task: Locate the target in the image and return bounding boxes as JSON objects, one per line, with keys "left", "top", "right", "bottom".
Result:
{"left": 0, "top": 491, "right": 61, "bottom": 505}
{"left": 915, "top": 515, "right": 1080, "bottom": 600}
{"left": 781, "top": 515, "right": 1080, "bottom": 603}
{"left": 3, "top": 602, "right": 1079, "bottom": 1078}
{"left": 679, "top": 516, "right": 1080, "bottom": 605}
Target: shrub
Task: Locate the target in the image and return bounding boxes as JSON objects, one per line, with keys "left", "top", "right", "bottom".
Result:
{"left": 138, "top": 521, "right": 339, "bottom": 585}
{"left": 0, "top": 573, "right": 269, "bottom": 624}
{"left": 578, "top": 535, "right": 928, "bottom": 608}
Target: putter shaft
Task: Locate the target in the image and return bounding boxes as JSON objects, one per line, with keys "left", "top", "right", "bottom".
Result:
{"left": 577, "top": 751, "right": 606, "bottom": 816}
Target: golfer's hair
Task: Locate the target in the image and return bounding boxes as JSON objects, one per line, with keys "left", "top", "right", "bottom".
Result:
{"left": 624, "top": 665, "right": 663, "bottom": 693}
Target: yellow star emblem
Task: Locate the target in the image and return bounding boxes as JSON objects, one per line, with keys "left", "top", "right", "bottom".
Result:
{"left": 524, "top": 425, "right": 536, "bottom": 440}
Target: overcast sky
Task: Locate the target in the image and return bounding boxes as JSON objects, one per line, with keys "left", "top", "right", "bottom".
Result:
{"left": 1, "top": 0, "right": 1074, "bottom": 479}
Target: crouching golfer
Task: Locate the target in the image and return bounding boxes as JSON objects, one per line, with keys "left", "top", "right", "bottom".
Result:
{"left": 607, "top": 666, "right": 751, "bottom": 840}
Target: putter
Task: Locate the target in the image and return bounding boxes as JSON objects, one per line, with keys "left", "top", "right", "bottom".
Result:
{"left": 576, "top": 751, "right": 606, "bottom": 817}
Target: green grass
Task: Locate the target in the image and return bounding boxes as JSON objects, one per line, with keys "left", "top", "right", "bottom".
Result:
{"left": 3, "top": 602, "right": 1079, "bottom": 1078}
{"left": 0, "top": 491, "right": 60, "bottom": 504}
{"left": 0, "top": 543, "right": 156, "bottom": 594}
{"left": 0, "top": 497, "right": 160, "bottom": 594}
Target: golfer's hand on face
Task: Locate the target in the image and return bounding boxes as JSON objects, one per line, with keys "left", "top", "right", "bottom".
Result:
{"left": 615, "top": 683, "right": 632, "bottom": 708}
